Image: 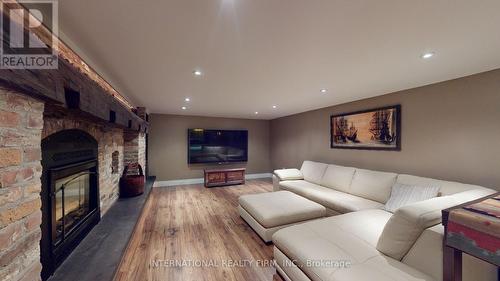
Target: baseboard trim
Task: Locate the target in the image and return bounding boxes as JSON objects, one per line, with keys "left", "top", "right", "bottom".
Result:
{"left": 153, "top": 173, "right": 272, "bottom": 187}
{"left": 244, "top": 173, "right": 273, "bottom": 179}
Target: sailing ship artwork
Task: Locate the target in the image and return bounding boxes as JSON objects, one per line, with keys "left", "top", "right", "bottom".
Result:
{"left": 330, "top": 105, "right": 401, "bottom": 150}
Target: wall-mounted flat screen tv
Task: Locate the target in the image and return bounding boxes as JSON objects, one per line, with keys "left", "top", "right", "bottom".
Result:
{"left": 188, "top": 129, "right": 248, "bottom": 164}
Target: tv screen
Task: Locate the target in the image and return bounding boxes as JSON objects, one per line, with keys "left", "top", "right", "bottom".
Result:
{"left": 188, "top": 129, "right": 248, "bottom": 164}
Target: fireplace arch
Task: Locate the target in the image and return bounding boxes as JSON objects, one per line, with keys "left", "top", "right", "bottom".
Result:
{"left": 40, "top": 129, "right": 100, "bottom": 280}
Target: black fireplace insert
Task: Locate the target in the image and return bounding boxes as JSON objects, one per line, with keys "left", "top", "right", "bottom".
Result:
{"left": 41, "top": 129, "right": 100, "bottom": 280}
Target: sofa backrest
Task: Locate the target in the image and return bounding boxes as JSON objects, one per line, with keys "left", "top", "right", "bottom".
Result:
{"left": 396, "top": 174, "right": 488, "bottom": 196}
{"left": 320, "top": 164, "right": 356, "bottom": 193}
{"left": 350, "top": 169, "right": 398, "bottom": 203}
{"left": 300, "top": 160, "right": 328, "bottom": 185}
{"left": 298, "top": 161, "right": 494, "bottom": 203}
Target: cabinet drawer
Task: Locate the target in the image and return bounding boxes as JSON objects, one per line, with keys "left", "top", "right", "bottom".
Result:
{"left": 206, "top": 172, "right": 226, "bottom": 183}
{"left": 227, "top": 171, "right": 244, "bottom": 181}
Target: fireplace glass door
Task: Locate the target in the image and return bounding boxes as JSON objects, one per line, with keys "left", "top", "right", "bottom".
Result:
{"left": 49, "top": 160, "right": 98, "bottom": 251}
{"left": 41, "top": 130, "right": 100, "bottom": 280}
{"left": 54, "top": 171, "right": 91, "bottom": 245}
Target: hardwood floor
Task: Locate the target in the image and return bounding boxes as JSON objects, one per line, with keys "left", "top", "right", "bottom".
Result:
{"left": 114, "top": 179, "right": 284, "bottom": 281}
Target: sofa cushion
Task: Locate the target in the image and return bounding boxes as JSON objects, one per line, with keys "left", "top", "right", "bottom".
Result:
{"left": 350, "top": 169, "right": 398, "bottom": 203}
{"left": 274, "top": 168, "right": 304, "bottom": 181}
{"left": 280, "top": 180, "right": 334, "bottom": 208}
{"left": 384, "top": 182, "right": 440, "bottom": 213}
{"left": 279, "top": 180, "right": 324, "bottom": 198}
{"left": 320, "top": 164, "right": 356, "bottom": 193}
{"left": 280, "top": 180, "right": 384, "bottom": 214}
{"left": 325, "top": 209, "right": 393, "bottom": 247}
{"left": 323, "top": 191, "right": 385, "bottom": 214}
{"left": 274, "top": 247, "right": 311, "bottom": 281}
{"left": 272, "top": 210, "right": 390, "bottom": 281}
{"left": 238, "top": 191, "right": 325, "bottom": 228}
{"left": 273, "top": 209, "right": 392, "bottom": 252}
{"left": 300, "top": 160, "right": 328, "bottom": 185}
{"left": 330, "top": 255, "right": 434, "bottom": 281}
{"left": 272, "top": 210, "right": 433, "bottom": 281}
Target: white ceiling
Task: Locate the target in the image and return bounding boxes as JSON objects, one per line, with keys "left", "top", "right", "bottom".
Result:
{"left": 58, "top": 0, "right": 500, "bottom": 120}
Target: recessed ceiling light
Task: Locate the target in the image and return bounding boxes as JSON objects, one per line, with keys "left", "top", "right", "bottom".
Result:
{"left": 320, "top": 88, "right": 328, "bottom": 93}
{"left": 193, "top": 70, "right": 203, "bottom": 76}
{"left": 254, "top": 111, "right": 259, "bottom": 115}
{"left": 272, "top": 105, "right": 277, "bottom": 109}
{"left": 181, "top": 106, "right": 187, "bottom": 110}
{"left": 185, "top": 97, "right": 190, "bottom": 102}
{"left": 422, "top": 52, "right": 434, "bottom": 59}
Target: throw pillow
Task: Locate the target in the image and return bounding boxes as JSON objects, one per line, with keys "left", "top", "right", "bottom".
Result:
{"left": 384, "top": 182, "right": 440, "bottom": 213}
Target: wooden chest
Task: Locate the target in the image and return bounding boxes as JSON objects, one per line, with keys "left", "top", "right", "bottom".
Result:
{"left": 204, "top": 168, "right": 246, "bottom": 187}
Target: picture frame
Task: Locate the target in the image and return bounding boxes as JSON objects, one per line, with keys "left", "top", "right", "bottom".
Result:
{"left": 330, "top": 105, "right": 401, "bottom": 150}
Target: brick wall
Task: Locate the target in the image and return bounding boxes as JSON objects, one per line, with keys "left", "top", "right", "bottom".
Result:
{"left": 138, "top": 132, "right": 146, "bottom": 171}
{"left": 98, "top": 129, "right": 124, "bottom": 214}
{"left": 123, "top": 131, "right": 146, "bottom": 175}
{"left": 0, "top": 88, "right": 44, "bottom": 281}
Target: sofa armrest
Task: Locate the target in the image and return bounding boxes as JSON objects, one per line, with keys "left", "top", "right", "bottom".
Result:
{"left": 272, "top": 175, "right": 281, "bottom": 191}
{"left": 273, "top": 168, "right": 304, "bottom": 181}
{"left": 376, "top": 188, "right": 496, "bottom": 260}
{"left": 377, "top": 196, "right": 458, "bottom": 260}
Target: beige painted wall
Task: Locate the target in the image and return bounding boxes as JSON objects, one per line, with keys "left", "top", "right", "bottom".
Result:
{"left": 149, "top": 114, "right": 271, "bottom": 181}
{"left": 270, "top": 69, "right": 500, "bottom": 190}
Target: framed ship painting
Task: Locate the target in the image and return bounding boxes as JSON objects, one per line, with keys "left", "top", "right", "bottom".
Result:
{"left": 330, "top": 105, "right": 401, "bottom": 150}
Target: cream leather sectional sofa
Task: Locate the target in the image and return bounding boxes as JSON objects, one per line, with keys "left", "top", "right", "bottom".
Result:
{"left": 272, "top": 161, "right": 498, "bottom": 281}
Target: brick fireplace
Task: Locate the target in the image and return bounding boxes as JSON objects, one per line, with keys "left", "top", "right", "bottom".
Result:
{"left": 0, "top": 88, "right": 147, "bottom": 281}
{"left": 40, "top": 129, "right": 100, "bottom": 278}
{"left": 0, "top": 3, "right": 149, "bottom": 279}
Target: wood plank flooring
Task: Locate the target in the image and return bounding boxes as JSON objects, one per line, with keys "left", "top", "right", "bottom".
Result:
{"left": 114, "top": 179, "right": 284, "bottom": 281}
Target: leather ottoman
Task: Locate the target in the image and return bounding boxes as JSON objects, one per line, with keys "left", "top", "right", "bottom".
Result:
{"left": 238, "top": 191, "right": 326, "bottom": 242}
